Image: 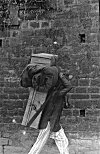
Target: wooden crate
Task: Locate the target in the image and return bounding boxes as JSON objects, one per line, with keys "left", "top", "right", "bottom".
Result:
{"left": 22, "top": 53, "right": 58, "bottom": 129}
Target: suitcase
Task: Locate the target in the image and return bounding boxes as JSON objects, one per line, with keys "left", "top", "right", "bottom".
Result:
{"left": 22, "top": 53, "right": 58, "bottom": 129}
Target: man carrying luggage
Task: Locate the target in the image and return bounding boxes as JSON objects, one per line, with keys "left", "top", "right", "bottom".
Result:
{"left": 27, "top": 65, "right": 72, "bottom": 154}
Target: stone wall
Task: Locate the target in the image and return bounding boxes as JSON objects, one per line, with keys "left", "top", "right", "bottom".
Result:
{"left": 0, "top": 0, "right": 99, "bottom": 149}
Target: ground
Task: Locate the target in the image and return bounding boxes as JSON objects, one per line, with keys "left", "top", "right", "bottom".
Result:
{"left": 0, "top": 137, "right": 100, "bottom": 154}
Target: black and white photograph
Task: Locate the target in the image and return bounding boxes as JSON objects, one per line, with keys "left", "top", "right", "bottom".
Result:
{"left": 0, "top": 0, "right": 99, "bottom": 154}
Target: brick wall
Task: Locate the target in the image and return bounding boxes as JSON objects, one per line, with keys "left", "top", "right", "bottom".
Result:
{"left": 0, "top": 0, "right": 99, "bottom": 147}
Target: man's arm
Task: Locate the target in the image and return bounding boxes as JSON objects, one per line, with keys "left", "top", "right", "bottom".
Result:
{"left": 59, "top": 73, "right": 72, "bottom": 96}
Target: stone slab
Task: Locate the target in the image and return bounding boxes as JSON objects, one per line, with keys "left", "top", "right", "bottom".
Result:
{"left": 0, "top": 138, "right": 9, "bottom": 146}
{"left": 4, "top": 146, "right": 27, "bottom": 154}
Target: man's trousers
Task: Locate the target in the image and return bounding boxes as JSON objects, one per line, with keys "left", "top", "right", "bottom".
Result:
{"left": 28, "top": 122, "right": 69, "bottom": 154}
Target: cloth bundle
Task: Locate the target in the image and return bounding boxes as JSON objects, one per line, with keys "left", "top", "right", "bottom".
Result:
{"left": 20, "top": 64, "right": 43, "bottom": 88}
{"left": 20, "top": 64, "right": 59, "bottom": 91}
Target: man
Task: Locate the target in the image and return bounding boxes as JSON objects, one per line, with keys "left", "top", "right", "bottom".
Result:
{"left": 28, "top": 66, "right": 72, "bottom": 154}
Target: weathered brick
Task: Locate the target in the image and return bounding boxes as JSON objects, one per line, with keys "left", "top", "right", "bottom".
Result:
{"left": 3, "top": 81, "right": 19, "bottom": 88}
{"left": 21, "top": 39, "right": 31, "bottom": 47}
{"left": 34, "top": 28, "right": 48, "bottom": 37}
{"left": 83, "top": 116, "right": 97, "bottom": 124}
{"left": 9, "top": 94, "right": 19, "bottom": 99}
{"left": 3, "top": 100, "right": 24, "bottom": 110}
{"left": 64, "top": 0, "right": 75, "bottom": 5}
{"left": 0, "top": 71, "right": 9, "bottom": 77}
{"left": 89, "top": 123, "right": 100, "bottom": 132}
{"left": 66, "top": 116, "right": 81, "bottom": 124}
{"left": 86, "top": 109, "right": 100, "bottom": 116}
{"left": 20, "top": 21, "right": 29, "bottom": 29}
{"left": 29, "top": 21, "right": 40, "bottom": 29}
{"left": 12, "top": 100, "right": 24, "bottom": 108}
{"left": 75, "top": 87, "right": 87, "bottom": 93}
{"left": 90, "top": 11, "right": 99, "bottom": 18}
{"left": 74, "top": 100, "right": 92, "bottom": 109}
{"left": 0, "top": 30, "right": 8, "bottom": 38}
{"left": 91, "top": 16, "right": 99, "bottom": 30}
{"left": 79, "top": 131, "right": 99, "bottom": 138}
{"left": 91, "top": 94, "right": 100, "bottom": 99}
{"left": 90, "top": 3, "right": 99, "bottom": 13}
{"left": 91, "top": 51, "right": 100, "bottom": 57}
{"left": 2, "top": 101, "right": 13, "bottom": 110}
{"left": 4, "top": 87, "right": 28, "bottom": 94}
{"left": 91, "top": 57, "right": 100, "bottom": 67}
{"left": 18, "top": 109, "right": 24, "bottom": 116}
{"left": 70, "top": 94, "right": 89, "bottom": 99}
{"left": 6, "top": 123, "right": 22, "bottom": 131}
{"left": 77, "top": 122, "right": 90, "bottom": 131}
{"left": 62, "top": 109, "right": 72, "bottom": 117}
{"left": 91, "top": 100, "right": 100, "bottom": 109}
{"left": 72, "top": 109, "right": 80, "bottom": 116}
{"left": 18, "top": 94, "right": 29, "bottom": 99}
{"left": 10, "top": 38, "right": 21, "bottom": 47}
{"left": 90, "top": 27, "right": 99, "bottom": 33}
{"left": 68, "top": 132, "right": 79, "bottom": 140}
{"left": 88, "top": 87, "right": 100, "bottom": 93}
{"left": 79, "top": 79, "right": 90, "bottom": 86}
{"left": 0, "top": 107, "right": 8, "bottom": 117}
{"left": 0, "top": 94, "right": 8, "bottom": 99}
{"left": 90, "top": 44, "right": 99, "bottom": 51}
{"left": 81, "top": 17, "right": 92, "bottom": 29}
{"left": 21, "top": 30, "right": 34, "bottom": 38}
{"left": 41, "top": 21, "right": 50, "bottom": 28}
{"left": 8, "top": 109, "right": 19, "bottom": 116}
{"left": 91, "top": 78, "right": 100, "bottom": 86}
{"left": 30, "top": 38, "right": 41, "bottom": 47}
{"left": 2, "top": 117, "right": 13, "bottom": 123}
{"left": 87, "top": 33, "right": 98, "bottom": 44}
{"left": 62, "top": 123, "right": 78, "bottom": 132}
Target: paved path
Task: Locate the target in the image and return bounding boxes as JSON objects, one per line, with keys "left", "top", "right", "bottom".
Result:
{"left": 2, "top": 140, "right": 100, "bottom": 154}
{"left": 0, "top": 135, "right": 100, "bottom": 154}
{"left": 3, "top": 145, "right": 100, "bottom": 154}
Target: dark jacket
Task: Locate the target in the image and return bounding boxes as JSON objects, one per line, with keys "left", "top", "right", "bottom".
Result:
{"left": 38, "top": 71, "right": 72, "bottom": 132}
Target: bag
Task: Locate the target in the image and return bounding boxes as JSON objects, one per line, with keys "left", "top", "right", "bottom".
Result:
{"left": 42, "top": 66, "right": 59, "bottom": 90}
{"left": 20, "top": 64, "right": 59, "bottom": 90}
{"left": 31, "top": 66, "right": 59, "bottom": 91}
{"left": 32, "top": 72, "right": 45, "bottom": 89}
{"left": 20, "top": 65, "right": 32, "bottom": 88}
{"left": 20, "top": 64, "right": 45, "bottom": 88}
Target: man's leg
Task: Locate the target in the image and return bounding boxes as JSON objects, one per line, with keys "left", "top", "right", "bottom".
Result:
{"left": 28, "top": 122, "right": 50, "bottom": 154}
{"left": 50, "top": 127, "right": 69, "bottom": 154}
